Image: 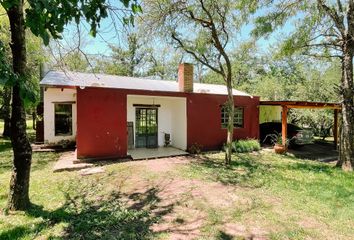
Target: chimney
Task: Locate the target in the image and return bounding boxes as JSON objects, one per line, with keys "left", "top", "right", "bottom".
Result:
{"left": 178, "top": 63, "right": 194, "bottom": 93}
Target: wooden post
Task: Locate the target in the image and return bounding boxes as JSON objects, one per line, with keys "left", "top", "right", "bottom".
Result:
{"left": 333, "top": 109, "right": 339, "bottom": 149}
{"left": 282, "top": 105, "right": 288, "bottom": 148}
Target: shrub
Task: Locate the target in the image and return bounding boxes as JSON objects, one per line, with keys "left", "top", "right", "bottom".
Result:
{"left": 232, "top": 139, "right": 261, "bottom": 153}
{"left": 188, "top": 142, "right": 203, "bottom": 154}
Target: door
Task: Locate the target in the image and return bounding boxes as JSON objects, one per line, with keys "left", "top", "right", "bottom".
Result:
{"left": 135, "top": 108, "right": 158, "bottom": 148}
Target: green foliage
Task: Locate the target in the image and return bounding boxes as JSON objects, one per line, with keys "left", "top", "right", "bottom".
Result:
{"left": 105, "top": 33, "right": 145, "bottom": 76}
{"left": 0, "top": 40, "right": 12, "bottom": 86}
{"left": 62, "top": 51, "right": 89, "bottom": 72}
{"left": 263, "top": 132, "right": 289, "bottom": 146}
{"left": 232, "top": 139, "right": 261, "bottom": 153}
{"left": 1, "top": 0, "right": 141, "bottom": 45}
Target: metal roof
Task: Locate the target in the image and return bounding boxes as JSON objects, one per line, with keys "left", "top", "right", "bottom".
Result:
{"left": 40, "top": 71, "right": 252, "bottom": 97}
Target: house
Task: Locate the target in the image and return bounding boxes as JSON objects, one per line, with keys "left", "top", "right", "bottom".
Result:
{"left": 39, "top": 63, "right": 260, "bottom": 159}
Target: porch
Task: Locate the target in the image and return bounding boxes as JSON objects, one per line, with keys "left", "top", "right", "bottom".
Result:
{"left": 127, "top": 95, "right": 187, "bottom": 151}
{"left": 128, "top": 147, "right": 188, "bottom": 160}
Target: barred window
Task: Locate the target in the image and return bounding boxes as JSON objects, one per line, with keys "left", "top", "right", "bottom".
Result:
{"left": 221, "top": 106, "right": 244, "bottom": 128}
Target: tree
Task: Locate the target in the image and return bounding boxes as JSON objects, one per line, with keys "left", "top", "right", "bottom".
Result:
{"left": 144, "top": 45, "right": 184, "bottom": 80}
{"left": 109, "top": 33, "right": 145, "bottom": 76}
{"left": 1, "top": 0, "right": 141, "bottom": 210}
{"left": 142, "top": 0, "right": 253, "bottom": 164}
{"left": 62, "top": 51, "right": 89, "bottom": 72}
{"left": 202, "top": 41, "right": 263, "bottom": 87}
{"left": 253, "top": 0, "right": 354, "bottom": 171}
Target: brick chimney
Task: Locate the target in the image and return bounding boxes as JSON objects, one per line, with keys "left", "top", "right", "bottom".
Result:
{"left": 178, "top": 63, "right": 194, "bottom": 93}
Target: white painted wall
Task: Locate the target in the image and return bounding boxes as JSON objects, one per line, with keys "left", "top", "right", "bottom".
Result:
{"left": 127, "top": 95, "right": 187, "bottom": 150}
{"left": 171, "top": 99, "right": 187, "bottom": 150}
{"left": 44, "top": 87, "right": 77, "bottom": 143}
{"left": 259, "top": 105, "right": 282, "bottom": 124}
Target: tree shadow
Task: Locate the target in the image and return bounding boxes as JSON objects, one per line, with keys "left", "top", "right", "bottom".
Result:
{"left": 30, "top": 152, "right": 59, "bottom": 172}
{"left": 0, "top": 139, "right": 13, "bottom": 174}
{"left": 278, "top": 157, "right": 337, "bottom": 175}
{"left": 190, "top": 154, "right": 270, "bottom": 188}
{"left": 287, "top": 142, "right": 338, "bottom": 162}
{"left": 216, "top": 230, "right": 234, "bottom": 240}
{"left": 0, "top": 138, "right": 12, "bottom": 153}
{"left": 0, "top": 180, "right": 171, "bottom": 240}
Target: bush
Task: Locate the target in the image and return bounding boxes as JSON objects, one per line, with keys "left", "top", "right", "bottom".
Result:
{"left": 231, "top": 139, "right": 261, "bottom": 153}
{"left": 188, "top": 142, "right": 203, "bottom": 154}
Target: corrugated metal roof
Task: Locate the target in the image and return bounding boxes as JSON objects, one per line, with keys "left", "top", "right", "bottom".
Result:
{"left": 40, "top": 71, "right": 252, "bottom": 96}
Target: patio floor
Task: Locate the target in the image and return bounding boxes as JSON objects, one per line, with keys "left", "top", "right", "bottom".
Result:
{"left": 128, "top": 147, "right": 188, "bottom": 160}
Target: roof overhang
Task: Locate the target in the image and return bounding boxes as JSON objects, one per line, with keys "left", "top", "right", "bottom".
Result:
{"left": 260, "top": 100, "right": 341, "bottom": 110}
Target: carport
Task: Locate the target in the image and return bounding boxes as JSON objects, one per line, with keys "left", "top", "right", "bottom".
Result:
{"left": 260, "top": 101, "right": 342, "bottom": 148}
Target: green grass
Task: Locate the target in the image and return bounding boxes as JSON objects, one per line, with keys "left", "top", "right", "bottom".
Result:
{"left": 1, "top": 120, "right": 354, "bottom": 239}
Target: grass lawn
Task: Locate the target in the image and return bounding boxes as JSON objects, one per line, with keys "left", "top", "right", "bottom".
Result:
{"left": 0, "top": 122, "right": 353, "bottom": 239}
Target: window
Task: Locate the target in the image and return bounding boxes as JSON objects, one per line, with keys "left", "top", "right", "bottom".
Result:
{"left": 55, "top": 104, "right": 72, "bottom": 136}
{"left": 221, "top": 106, "right": 244, "bottom": 128}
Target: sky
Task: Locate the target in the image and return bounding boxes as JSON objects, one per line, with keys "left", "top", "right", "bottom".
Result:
{"left": 59, "top": 2, "right": 297, "bottom": 59}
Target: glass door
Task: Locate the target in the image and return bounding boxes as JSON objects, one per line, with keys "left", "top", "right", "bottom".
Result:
{"left": 135, "top": 108, "right": 158, "bottom": 148}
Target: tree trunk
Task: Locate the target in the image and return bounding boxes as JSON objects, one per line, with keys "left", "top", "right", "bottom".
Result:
{"left": 2, "top": 86, "right": 11, "bottom": 137}
{"left": 225, "top": 74, "right": 234, "bottom": 165}
{"left": 337, "top": 43, "right": 354, "bottom": 171}
{"left": 6, "top": 0, "right": 32, "bottom": 210}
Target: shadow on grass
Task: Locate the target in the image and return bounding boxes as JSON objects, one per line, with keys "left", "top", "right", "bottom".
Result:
{"left": 287, "top": 141, "right": 338, "bottom": 161}
{"left": 0, "top": 152, "right": 59, "bottom": 175}
{"left": 0, "top": 138, "right": 13, "bottom": 174}
{"left": 280, "top": 157, "right": 337, "bottom": 175}
{"left": 0, "top": 138, "right": 12, "bottom": 153}
{"left": 0, "top": 180, "right": 170, "bottom": 240}
{"left": 187, "top": 151, "right": 350, "bottom": 191}
{"left": 189, "top": 154, "right": 270, "bottom": 188}
{"left": 30, "top": 152, "right": 60, "bottom": 172}
{"left": 216, "top": 230, "right": 234, "bottom": 240}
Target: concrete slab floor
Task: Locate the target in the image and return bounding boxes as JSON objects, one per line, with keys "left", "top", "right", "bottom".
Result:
{"left": 53, "top": 151, "right": 94, "bottom": 172}
{"left": 128, "top": 147, "right": 188, "bottom": 160}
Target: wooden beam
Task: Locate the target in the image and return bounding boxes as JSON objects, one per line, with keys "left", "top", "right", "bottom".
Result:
{"left": 334, "top": 109, "right": 339, "bottom": 149}
{"left": 133, "top": 104, "right": 161, "bottom": 108}
{"left": 282, "top": 106, "right": 288, "bottom": 148}
{"left": 286, "top": 105, "right": 341, "bottom": 110}
{"left": 260, "top": 101, "right": 341, "bottom": 110}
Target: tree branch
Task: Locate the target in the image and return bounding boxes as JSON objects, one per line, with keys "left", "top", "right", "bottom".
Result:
{"left": 171, "top": 33, "right": 223, "bottom": 75}
{"left": 317, "top": 0, "right": 345, "bottom": 36}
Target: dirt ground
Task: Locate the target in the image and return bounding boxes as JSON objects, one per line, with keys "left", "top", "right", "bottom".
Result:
{"left": 115, "top": 156, "right": 270, "bottom": 240}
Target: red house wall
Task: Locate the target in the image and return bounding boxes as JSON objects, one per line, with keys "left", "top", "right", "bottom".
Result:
{"left": 76, "top": 87, "right": 259, "bottom": 158}
{"left": 186, "top": 95, "right": 259, "bottom": 151}
{"left": 76, "top": 88, "right": 127, "bottom": 159}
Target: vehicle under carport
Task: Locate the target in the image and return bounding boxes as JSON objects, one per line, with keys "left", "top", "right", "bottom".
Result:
{"left": 259, "top": 100, "right": 341, "bottom": 161}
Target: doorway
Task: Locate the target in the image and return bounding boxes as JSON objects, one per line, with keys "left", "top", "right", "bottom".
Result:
{"left": 135, "top": 108, "right": 158, "bottom": 148}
